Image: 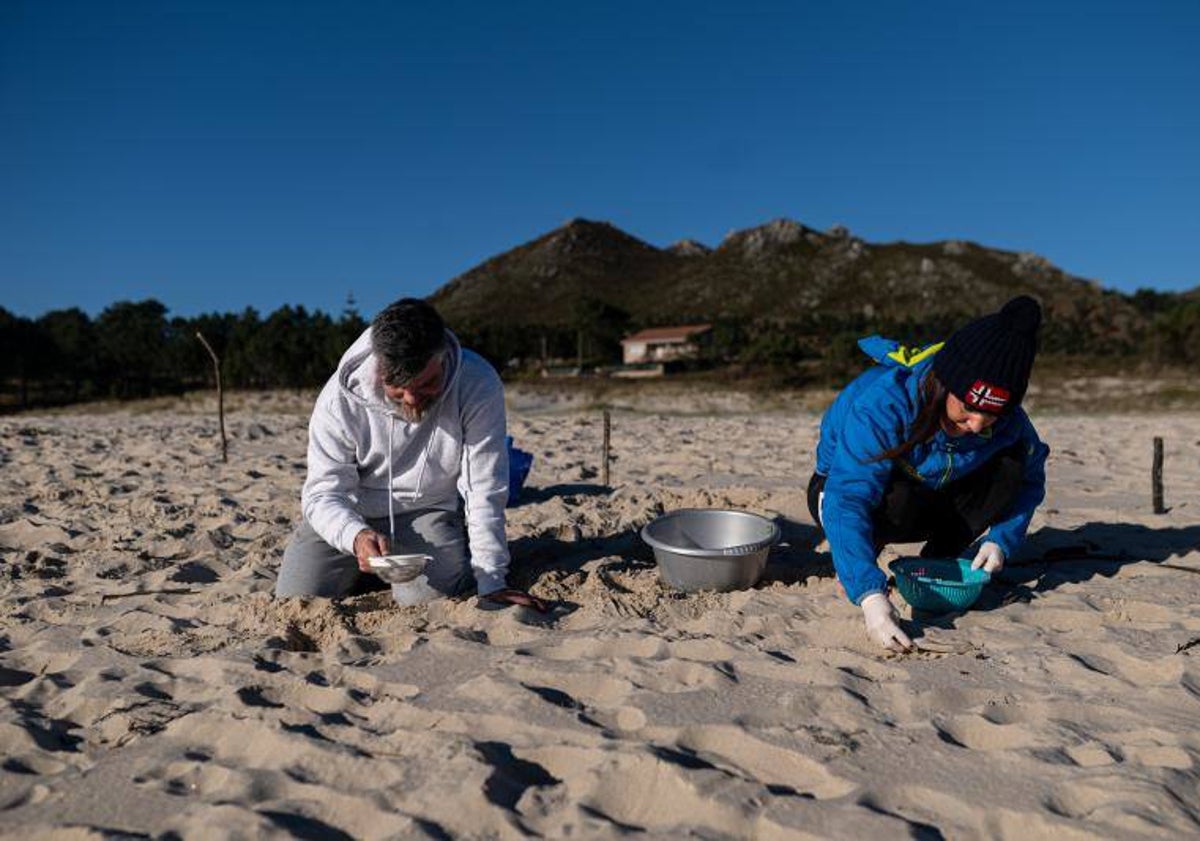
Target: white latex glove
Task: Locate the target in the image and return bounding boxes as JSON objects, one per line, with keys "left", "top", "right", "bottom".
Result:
{"left": 861, "top": 592, "right": 913, "bottom": 652}
{"left": 971, "top": 540, "right": 1005, "bottom": 575}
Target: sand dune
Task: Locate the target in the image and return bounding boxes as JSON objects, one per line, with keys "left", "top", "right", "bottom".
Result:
{"left": 1, "top": 391, "right": 1199, "bottom": 839}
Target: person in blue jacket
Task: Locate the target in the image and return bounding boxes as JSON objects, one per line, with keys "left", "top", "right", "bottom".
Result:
{"left": 809, "top": 296, "right": 1049, "bottom": 652}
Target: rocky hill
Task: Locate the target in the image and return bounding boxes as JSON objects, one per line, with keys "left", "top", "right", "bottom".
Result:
{"left": 428, "top": 217, "right": 1200, "bottom": 374}
{"left": 430, "top": 218, "right": 1143, "bottom": 339}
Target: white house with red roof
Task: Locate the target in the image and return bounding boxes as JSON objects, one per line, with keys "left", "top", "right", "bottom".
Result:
{"left": 620, "top": 324, "right": 713, "bottom": 365}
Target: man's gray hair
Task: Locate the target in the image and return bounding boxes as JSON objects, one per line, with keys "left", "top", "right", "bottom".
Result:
{"left": 371, "top": 298, "right": 448, "bottom": 385}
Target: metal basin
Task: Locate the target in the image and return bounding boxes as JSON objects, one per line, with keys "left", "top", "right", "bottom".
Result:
{"left": 641, "top": 509, "right": 780, "bottom": 592}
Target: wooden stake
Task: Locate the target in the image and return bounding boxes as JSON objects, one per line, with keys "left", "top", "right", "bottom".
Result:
{"left": 602, "top": 409, "right": 611, "bottom": 488}
{"left": 1152, "top": 436, "right": 1165, "bottom": 514}
{"left": 196, "top": 331, "right": 228, "bottom": 463}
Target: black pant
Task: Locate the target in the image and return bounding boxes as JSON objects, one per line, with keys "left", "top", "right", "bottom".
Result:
{"left": 807, "top": 444, "right": 1025, "bottom": 558}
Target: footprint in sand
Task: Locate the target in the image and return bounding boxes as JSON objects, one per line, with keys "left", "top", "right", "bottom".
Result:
{"left": 856, "top": 785, "right": 989, "bottom": 837}
{"left": 673, "top": 724, "right": 857, "bottom": 800}
{"left": 1042, "top": 651, "right": 1128, "bottom": 690}
{"left": 1096, "top": 597, "right": 1181, "bottom": 626}
{"left": 521, "top": 632, "right": 668, "bottom": 662}
{"left": 1119, "top": 743, "right": 1193, "bottom": 769}
{"left": 1063, "top": 742, "right": 1118, "bottom": 767}
{"left": 1107, "top": 728, "right": 1195, "bottom": 769}
{"left": 1048, "top": 646, "right": 1184, "bottom": 689}
{"left": 1045, "top": 774, "right": 1200, "bottom": 835}
{"left": 615, "top": 657, "right": 726, "bottom": 694}
{"left": 519, "top": 670, "right": 635, "bottom": 709}
{"left": 540, "top": 749, "right": 749, "bottom": 834}
{"left": 880, "top": 685, "right": 1005, "bottom": 727}
{"left": 933, "top": 713, "right": 1044, "bottom": 751}
{"left": 1181, "top": 667, "right": 1200, "bottom": 702}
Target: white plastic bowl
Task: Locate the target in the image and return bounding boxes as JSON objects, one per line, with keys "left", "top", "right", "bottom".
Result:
{"left": 367, "top": 554, "right": 430, "bottom": 584}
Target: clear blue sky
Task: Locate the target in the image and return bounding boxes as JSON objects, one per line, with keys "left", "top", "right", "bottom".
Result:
{"left": 3, "top": 0, "right": 1198, "bottom": 320}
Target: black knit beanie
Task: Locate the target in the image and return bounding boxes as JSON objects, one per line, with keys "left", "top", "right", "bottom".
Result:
{"left": 932, "top": 296, "right": 1042, "bottom": 415}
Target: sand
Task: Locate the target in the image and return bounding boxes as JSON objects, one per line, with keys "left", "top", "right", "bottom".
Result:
{"left": 1, "top": 388, "right": 1199, "bottom": 839}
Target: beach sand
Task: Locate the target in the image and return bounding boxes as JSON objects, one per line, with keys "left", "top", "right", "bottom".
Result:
{"left": 1, "top": 388, "right": 1198, "bottom": 839}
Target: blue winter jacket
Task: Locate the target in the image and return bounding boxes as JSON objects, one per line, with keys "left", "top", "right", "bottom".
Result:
{"left": 815, "top": 336, "right": 1049, "bottom": 605}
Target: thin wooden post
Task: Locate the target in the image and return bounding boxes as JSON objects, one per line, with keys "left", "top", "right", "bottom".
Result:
{"left": 196, "top": 331, "right": 228, "bottom": 463}
{"left": 1152, "top": 436, "right": 1165, "bottom": 514}
{"left": 602, "top": 410, "right": 611, "bottom": 488}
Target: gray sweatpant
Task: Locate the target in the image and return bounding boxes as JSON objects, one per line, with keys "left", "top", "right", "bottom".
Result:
{"left": 274, "top": 508, "right": 471, "bottom": 605}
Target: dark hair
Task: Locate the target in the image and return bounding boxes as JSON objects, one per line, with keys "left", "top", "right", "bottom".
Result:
{"left": 873, "top": 371, "right": 947, "bottom": 462}
{"left": 370, "top": 298, "right": 447, "bottom": 385}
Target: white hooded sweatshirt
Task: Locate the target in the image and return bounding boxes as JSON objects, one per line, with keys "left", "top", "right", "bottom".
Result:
{"left": 301, "top": 328, "right": 510, "bottom": 595}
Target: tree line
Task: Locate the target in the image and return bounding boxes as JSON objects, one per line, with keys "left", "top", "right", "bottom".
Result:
{"left": 453, "top": 290, "right": 1200, "bottom": 385}
{"left": 0, "top": 299, "right": 366, "bottom": 410}
{"left": 2, "top": 290, "right": 1198, "bottom": 410}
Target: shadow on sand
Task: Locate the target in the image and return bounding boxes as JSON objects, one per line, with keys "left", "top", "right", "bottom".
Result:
{"left": 509, "top": 483, "right": 610, "bottom": 507}
{"left": 898, "top": 522, "right": 1200, "bottom": 643}
{"left": 974, "top": 521, "right": 1200, "bottom": 611}
{"left": 761, "top": 517, "right": 833, "bottom": 586}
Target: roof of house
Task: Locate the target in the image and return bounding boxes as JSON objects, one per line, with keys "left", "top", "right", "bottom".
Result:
{"left": 620, "top": 324, "right": 713, "bottom": 345}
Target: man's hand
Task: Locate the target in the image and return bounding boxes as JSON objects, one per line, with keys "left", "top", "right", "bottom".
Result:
{"left": 353, "top": 529, "right": 390, "bottom": 573}
{"left": 971, "top": 541, "right": 1005, "bottom": 575}
{"left": 479, "top": 588, "right": 549, "bottom": 613}
{"left": 861, "top": 592, "right": 913, "bottom": 653}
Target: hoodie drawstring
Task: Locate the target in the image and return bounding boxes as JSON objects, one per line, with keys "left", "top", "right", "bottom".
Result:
{"left": 387, "top": 416, "right": 395, "bottom": 545}
{"left": 387, "top": 411, "right": 438, "bottom": 548}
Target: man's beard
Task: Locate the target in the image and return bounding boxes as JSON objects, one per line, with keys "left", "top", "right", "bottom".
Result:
{"left": 398, "top": 401, "right": 427, "bottom": 423}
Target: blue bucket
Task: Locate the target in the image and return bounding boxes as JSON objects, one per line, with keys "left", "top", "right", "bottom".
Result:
{"left": 506, "top": 436, "right": 533, "bottom": 506}
{"left": 888, "top": 557, "right": 990, "bottom": 613}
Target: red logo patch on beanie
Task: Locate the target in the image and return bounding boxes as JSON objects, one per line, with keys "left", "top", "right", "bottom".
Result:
{"left": 965, "top": 380, "right": 1010, "bottom": 412}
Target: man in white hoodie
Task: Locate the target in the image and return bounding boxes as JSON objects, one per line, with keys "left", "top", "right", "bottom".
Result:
{"left": 275, "top": 298, "right": 544, "bottom": 610}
